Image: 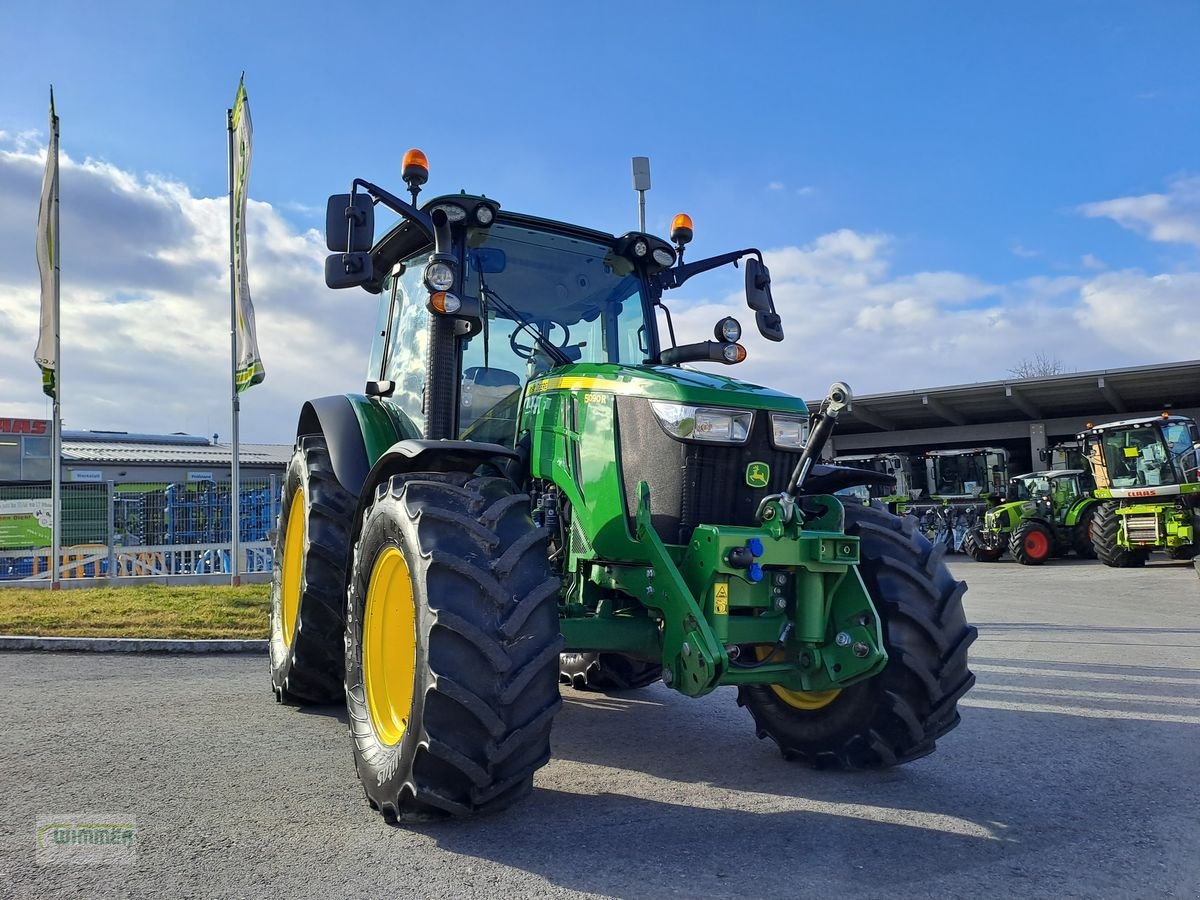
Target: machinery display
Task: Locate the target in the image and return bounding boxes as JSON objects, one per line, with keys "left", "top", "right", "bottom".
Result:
{"left": 268, "top": 152, "right": 976, "bottom": 821}
{"left": 906, "top": 448, "right": 1008, "bottom": 553}
{"left": 962, "top": 469, "right": 1098, "bottom": 565}
{"left": 1081, "top": 415, "right": 1200, "bottom": 566}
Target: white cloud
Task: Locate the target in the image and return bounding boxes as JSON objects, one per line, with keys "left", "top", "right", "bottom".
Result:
{"left": 1081, "top": 253, "right": 1106, "bottom": 270}
{"left": 1010, "top": 242, "right": 1040, "bottom": 258}
{"left": 767, "top": 181, "right": 785, "bottom": 192}
{"left": 0, "top": 138, "right": 374, "bottom": 443}
{"left": 1079, "top": 175, "right": 1200, "bottom": 248}
{"left": 796, "top": 185, "right": 815, "bottom": 196}
{"left": 663, "top": 228, "right": 1197, "bottom": 399}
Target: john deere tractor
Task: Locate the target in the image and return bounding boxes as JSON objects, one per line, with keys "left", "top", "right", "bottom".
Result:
{"left": 906, "top": 448, "right": 1008, "bottom": 553}
{"left": 1080, "top": 415, "right": 1200, "bottom": 567}
{"left": 268, "top": 151, "right": 976, "bottom": 821}
{"left": 962, "top": 469, "right": 1098, "bottom": 565}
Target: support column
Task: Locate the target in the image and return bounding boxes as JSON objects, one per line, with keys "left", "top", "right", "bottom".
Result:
{"left": 1029, "top": 422, "right": 1047, "bottom": 469}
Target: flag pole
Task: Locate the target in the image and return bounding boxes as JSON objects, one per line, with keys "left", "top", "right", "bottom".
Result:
{"left": 227, "top": 108, "right": 241, "bottom": 587}
{"left": 50, "top": 110, "right": 62, "bottom": 591}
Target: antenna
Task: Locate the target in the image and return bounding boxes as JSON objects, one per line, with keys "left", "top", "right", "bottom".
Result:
{"left": 631, "top": 156, "right": 651, "bottom": 232}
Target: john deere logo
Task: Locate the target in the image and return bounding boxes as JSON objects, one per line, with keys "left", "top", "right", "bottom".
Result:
{"left": 746, "top": 462, "right": 770, "bottom": 488}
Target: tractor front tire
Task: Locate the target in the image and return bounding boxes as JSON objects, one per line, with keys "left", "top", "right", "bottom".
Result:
{"left": 1010, "top": 521, "right": 1053, "bottom": 566}
{"left": 738, "top": 503, "right": 976, "bottom": 769}
{"left": 269, "top": 435, "right": 354, "bottom": 704}
{"left": 560, "top": 653, "right": 661, "bottom": 691}
{"left": 962, "top": 527, "right": 1003, "bottom": 562}
{"left": 1093, "top": 503, "right": 1148, "bottom": 568}
{"left": 1073, "top": 505, "right": 1098, "bottom": 559}
{"left": 345, "top": 473, "right": 563, "bottom": 821}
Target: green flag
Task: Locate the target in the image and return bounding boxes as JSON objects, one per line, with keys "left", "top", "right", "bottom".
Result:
{"left": 232, "top": 76, "right": 265, "bottom": 392}
{"left": 34, "top": 89, "right": 59, "bottom": 399}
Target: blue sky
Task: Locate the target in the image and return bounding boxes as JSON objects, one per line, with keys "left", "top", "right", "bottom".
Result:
{"left": 2, "top": 2, "right": 1199, "bottom": 441}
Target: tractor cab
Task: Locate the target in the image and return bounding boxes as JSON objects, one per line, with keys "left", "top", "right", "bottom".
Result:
{"left": 1081, "top": 415, "right": 1200, "bottom": 494}
{"left": 925, "top": 448, "right": 1008, "bottom": 499}
{"left": 832, "top": 452, "right": 924, "bottom": 510}
{"left": 1006, "top": 469, "right": 1092, "bottom": 526}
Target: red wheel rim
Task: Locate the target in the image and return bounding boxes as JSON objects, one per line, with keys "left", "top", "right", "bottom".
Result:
{"left": 1024, "top": 530, "right": 1050, "bottom": 559}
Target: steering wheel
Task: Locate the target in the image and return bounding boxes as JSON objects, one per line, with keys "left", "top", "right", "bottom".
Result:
{"left": 509, "top": 321, "right": 570, "bottom": 360}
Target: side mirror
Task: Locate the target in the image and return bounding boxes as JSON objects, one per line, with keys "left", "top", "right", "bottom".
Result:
{"left": 325, "top": 252, "right": 373, "bottom": 290}
{"left": 745, "top": 258, "right": 784, "bottom": 342}
{"left": 326, "top": 193, "right": 374, "bottom": 253}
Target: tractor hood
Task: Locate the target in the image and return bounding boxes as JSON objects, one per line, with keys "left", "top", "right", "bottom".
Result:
{"left": 527, "top": 363, "right": 809, "bottom": 414}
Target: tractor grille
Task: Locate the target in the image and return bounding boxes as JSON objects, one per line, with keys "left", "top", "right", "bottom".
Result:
{"left": 1124, "top": 514, "right": 1161, "bottom": 544}
{"left": 616, "top": 397, "right": 801, "bottom": 544}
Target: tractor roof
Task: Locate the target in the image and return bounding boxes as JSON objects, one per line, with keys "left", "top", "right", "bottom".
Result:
{"left": 364, "top": 193, "right": 624, "bottom": 294}
{"left": 1077, "top": 414, "right": 1196, "bottom": 436}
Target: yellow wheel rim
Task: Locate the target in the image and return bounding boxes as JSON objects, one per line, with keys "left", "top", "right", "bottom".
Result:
{"left": 280, "top": 489, "right": 306, "bottom": 648}
{"left": 363, "top": 546, "right": 418, "bottom": 747}
{"left": 754, "top": 645, "right": 842, "bottom": 710}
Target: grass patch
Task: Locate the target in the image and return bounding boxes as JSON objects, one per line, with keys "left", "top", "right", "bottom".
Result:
{"left": 0, "top": 584, "right": 270, "bottom": 639}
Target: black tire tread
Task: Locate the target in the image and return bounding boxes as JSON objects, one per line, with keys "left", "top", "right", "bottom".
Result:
{"left": 962, "top": 527, "right": 1003, "bottom": 563}
{"left": 269, "top": 435, "right": 354, "bottom": 704}
{"left": 560, "top": 652, "right": 662, "bottom": 692}
{"left": 738, "top": 503, "right": 976, "bottom": 770}
{"left": 1093, "top": 502, "right": 1148, "bottom": 568}
{"left": 347, "top": 473, "right": 562, "bottom": 821}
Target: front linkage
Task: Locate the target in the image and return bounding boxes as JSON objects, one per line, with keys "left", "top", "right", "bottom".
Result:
{"left": 560, "top": 383, "right": 887, "bottom": 698}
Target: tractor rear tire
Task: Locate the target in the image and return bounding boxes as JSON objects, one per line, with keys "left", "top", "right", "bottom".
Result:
{"left": 737, "top": 503, "right": 976, "bottom": 770}
{"left": 1073, "top": 505, "right": 1098, "bottom": 559}
{"left": 560, "top": 652, "right": 661, "bottom": 691}
{"left": 345, "top": 473, "right": 563, "bottom": 821}
{"left": 962, "top": 527, "right": 1003, "bottom": 562}
{"left": 269, "top": 435, "right": 354, "bottom": 705}
{"left": 1009, "top": 521, "right": 1053, "bottom": 566}
{"left": 1093, "top": 503, "right": 1148, "bottom": 568}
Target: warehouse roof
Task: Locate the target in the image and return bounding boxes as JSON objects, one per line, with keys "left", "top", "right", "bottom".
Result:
{"left": 62, "top": 431, "right": 291, "bottom": 467}
{"left": 811, "top": 359, "right": 1200, "bottom": 434}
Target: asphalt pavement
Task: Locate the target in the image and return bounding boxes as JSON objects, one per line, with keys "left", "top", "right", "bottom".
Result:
{"left": 1, "top": 556, "right": 1197, "bottom": 899}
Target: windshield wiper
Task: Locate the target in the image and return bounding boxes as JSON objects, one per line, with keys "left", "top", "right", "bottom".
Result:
{"left": 473, "top": 266, "right": 571, "bottom": 367}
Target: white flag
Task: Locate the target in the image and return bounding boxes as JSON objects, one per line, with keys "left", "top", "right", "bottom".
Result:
{"left": 232, "top": 77, "right": 265, "bottom": 392}
{"left": 34, "top": 90, "right": 59, "bottom": 399}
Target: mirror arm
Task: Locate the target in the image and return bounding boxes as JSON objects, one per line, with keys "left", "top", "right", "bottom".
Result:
{"left": 652, "top": 248, "right": 762, "bottom": 291}
{"left": 352, "top": 178, "right": 435, "bottom": 241}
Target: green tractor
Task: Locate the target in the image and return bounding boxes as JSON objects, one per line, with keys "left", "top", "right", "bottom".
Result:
{"left": 269, "top": 152, "right": 976, "bottom": 821}
{"left": 1080, "top": 415, "right": 1200, "bottom": 567}
{"left": 906, "top": 448, "right": 1008, "bottom": 552}
{"left": 962, "top": 469, "right": 1098, "bottom": 565}
{"left": 832, "top": 452, "right": 925, "bottom": 514}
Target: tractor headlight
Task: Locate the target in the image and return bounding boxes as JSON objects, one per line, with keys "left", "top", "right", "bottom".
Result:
{"left": 769, "top": 413, "right": 809, "bottom": 449}
{"left": 430, "top": 203, "right": 467, "bottom": 223}
{"left": 424, "top": 260, "right": 456, "bottom": 292}
{"left": 649, "top": 402, "right": 753, "bottom": 444}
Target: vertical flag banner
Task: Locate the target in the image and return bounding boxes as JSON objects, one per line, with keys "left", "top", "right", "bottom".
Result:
{"left": 35, "top": 91, "right": 59, "bottom": 399}
{"left": 231, "top": 77, "right": 265, "bottom": 391}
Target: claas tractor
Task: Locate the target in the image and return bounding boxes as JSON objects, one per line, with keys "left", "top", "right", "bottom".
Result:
{"left": 267, "top": 151, "right": 976, "bottom": 821}
{"left": 832, "top": 452, "right": 925, "bottom": 514}
{"left": 962, "top": 469, "right": 1098, "bottom": 565}
{"left": 1081, "top": 415, "right": 1200, "bottom": 567}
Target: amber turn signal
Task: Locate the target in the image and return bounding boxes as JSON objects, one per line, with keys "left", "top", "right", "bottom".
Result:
{"left": 429, "top": 291, "right": 461, "bottom": 314}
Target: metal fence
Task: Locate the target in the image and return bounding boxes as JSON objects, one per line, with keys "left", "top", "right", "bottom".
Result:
{"left": 0, "top": 477, "right": 279, "bottom": 583}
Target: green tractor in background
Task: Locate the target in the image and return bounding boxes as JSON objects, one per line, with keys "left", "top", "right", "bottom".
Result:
{"left": 831, "top": 452, "right": 925, "bottom": 514}
{"left": 906, "top": 448, "right": 1009, "bottom": 553}
{"left": 962, "top": 470, "right": 1098, "bottom": 565}
{"left": 1081, "top": 415, "right": 1200, "bottom": 567}
{"left": 268, "top": 151, "right": 976, "bottom": 821}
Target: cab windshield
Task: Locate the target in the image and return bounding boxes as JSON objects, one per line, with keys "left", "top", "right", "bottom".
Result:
{"left": 456, "top": 222, "right": 651, "bottom": 443}
{"left": 1099, "top": 424, "right": 1182, "bottom": 487}
{"left": 1011, "top": 475, "right": 1052, "bottom": 502}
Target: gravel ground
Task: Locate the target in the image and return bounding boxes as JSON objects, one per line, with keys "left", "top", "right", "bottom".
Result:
{"left": 1, "top": 556, "right": 1197, "bottom": 899}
